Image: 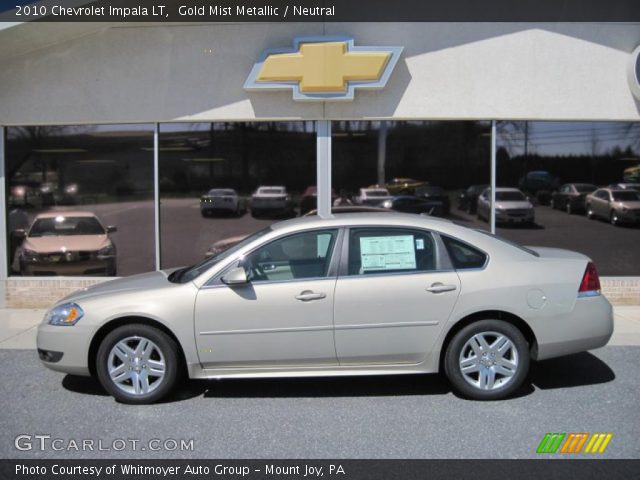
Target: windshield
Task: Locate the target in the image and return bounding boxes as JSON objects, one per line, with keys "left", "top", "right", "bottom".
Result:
{"left": 574, "top": 184, "right": 597, "bottom": 193}
{"left": 29, "top": 216, "right": 105, "bottom": 237}
{"left": 365, "top": 190, "right": 389, "bottom": 197}
{"left": 170, "top": 227, "right": 272, "bottom": 284}
{"left": 612, "top": 191, "right": 640, "bottom": 201}
{"left": 207, "top": 189, "right": 235, "bottom": 196}
{"left": 495, "top": 191, "right": 526, "bottom": 201}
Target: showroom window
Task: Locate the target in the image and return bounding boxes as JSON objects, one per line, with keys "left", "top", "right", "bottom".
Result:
{"left": 495, "top": 121, "right": 640, "bottom": 276}
{"left": 332, "top": 120, "right": 492, "bottom": 229}
{"left": 158, "top": 122, "right": 316, "bottom": 270}
{"left": 4, "top": 124, "right": 155, "bottom": 277}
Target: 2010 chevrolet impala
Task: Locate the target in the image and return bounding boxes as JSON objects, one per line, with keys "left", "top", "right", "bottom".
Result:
{"left": 37, "top": 213, "right": 613, "bottom": 404}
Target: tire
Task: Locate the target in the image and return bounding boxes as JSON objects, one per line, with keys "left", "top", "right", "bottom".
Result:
{"left": 96, "top": 324, "right": 181, "bottom": 404}
{"left": 444, "top": 320, "right": 530, "bottom": 400}
{"left": 566, "top": 202, "right": 573, "bottom": 215}
{"left": 586, "top": 205, "right": 595, "bottom": 219}
{"left": 550, "top": 199, "right": 555, "bottom": 210}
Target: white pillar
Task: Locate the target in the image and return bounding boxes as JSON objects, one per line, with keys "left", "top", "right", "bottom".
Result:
{"left": 490, "top": 120, "right": 497, "bottom": 234}
{"left": 316, "top": 120, "right": 332, "bottom": 218}
{"left": 0, "top": 127, "right": 7, "bottom": 306}
{"left": 153, "top": 123, "right": 161, "bottom": 270}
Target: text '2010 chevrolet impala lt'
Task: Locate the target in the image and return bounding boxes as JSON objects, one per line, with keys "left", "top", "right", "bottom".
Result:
{"left": 37, "top": 213, "right": 613, "bottom": 404}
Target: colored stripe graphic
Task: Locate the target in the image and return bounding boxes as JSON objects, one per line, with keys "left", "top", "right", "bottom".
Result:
{"left": 560, "top": 433, "right": 589, "bottom": 453}
{"left": 584, "top": 433, "right": 613, "bottom": 454}
{"left": 537, "top": 433, "right": 566, "bottom": 453}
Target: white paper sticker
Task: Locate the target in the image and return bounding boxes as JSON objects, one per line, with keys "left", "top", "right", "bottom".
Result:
{"left": 416, "top": 238, "right": 424, "bottom": 250}
{"left": 360, "top": 235, "right": 416, "bottom": 272}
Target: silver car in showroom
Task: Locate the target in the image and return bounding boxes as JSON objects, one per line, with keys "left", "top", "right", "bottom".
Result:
{"left": 477, "top": 188, "right": 535, "bottom": 225}
{"left": 37, "top": 213, "right": 612, "bottom": 404}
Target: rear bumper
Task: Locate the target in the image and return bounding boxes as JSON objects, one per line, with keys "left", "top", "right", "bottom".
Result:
{"left": 534, "top": 295, "right": 614, "bottom": 361}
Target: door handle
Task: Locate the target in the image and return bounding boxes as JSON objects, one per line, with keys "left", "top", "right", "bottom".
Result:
{"left": 295, "top": 290, "right": 326, "bottom": 302}
{"left": 426, "top": 283, "right": 457, "bottom": 294}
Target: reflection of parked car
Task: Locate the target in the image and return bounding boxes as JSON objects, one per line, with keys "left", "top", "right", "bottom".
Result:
{"left": 518, "top": 170, "right": 560, "bottom": 194}
{"left": 586, "top": 188, "right": 640, "bottom": 226}
{"left": 477, "top": 188, "right": 535, "bottom": 225}
{"left": 17, "top": 212, "right": 117, "bottom": 276}
{"left": 299, "top": 186, "right": 338, "bottom": 215}
{"left": 382, "top": 196, "right": 444, "bottom": 216}
{"left": 250, "top": 186, "right": 293, "bottom": 218}
{"left": 354, "top": 187, "right": 392, "bottom": 206}
{"left": 607, "top": 183, "right": 640, "bottom": 191}
{"left": 413, "top": 186, "right": 450, "bottom": 215}
{"left": 457, "top": 184, "right": 489, "bottom": 214}
{"left": 623, "top": 165, "right": 640, "bottom": 183}
{"left": 38, "top": 213, "right": 613, "bottom": 403}
{"left": 200, "top": 189, "right": 245, "bottom": 217}
{"left": 204, "top": 206, "right": 392, "bottom": 258}
{"left": 385, "top": 177, "right": 428, "bottom": 194}
{"left": 551, "top": 183, "right": 597, "bottom": 214}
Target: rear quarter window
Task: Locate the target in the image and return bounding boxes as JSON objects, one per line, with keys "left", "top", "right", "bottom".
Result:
{"left": 441, "top": 236, "right": 487, "bottom": 270}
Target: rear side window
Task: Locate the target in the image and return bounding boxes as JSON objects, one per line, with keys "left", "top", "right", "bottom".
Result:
{"left": 442, "top": 236, "right": 487, "bottom": 270}
{"left": 347, "top": 228, "right": 436, "bottom": 275}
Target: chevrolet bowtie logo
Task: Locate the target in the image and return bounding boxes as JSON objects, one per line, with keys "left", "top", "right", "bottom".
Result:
{"left": 245, "top": 36, "right": 403, "bottom": 101}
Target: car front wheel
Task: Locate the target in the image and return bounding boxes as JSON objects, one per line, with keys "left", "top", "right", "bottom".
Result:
{"left": 96, "top": 324, "right": 181, "bottom": 404}
{"left": 444, "top": 320, "right": 530, "bottom": 400}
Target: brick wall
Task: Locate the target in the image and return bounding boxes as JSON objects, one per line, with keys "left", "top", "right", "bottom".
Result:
{"left": 2, "top": 276, "right": 639, "bottom": 308}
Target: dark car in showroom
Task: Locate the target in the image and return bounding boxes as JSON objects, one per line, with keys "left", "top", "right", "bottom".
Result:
{"left": 550, "top": 183, "right": 597, "bottom": 214}
{"left": 457, "top": 184, "right": 489, "bottom": 214}
{"left": 382, "top": 195, "right": 444, "bottom": 216}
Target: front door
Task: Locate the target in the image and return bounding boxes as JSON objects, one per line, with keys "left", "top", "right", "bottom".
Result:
{"left": 333, "top": 227, "right": 461, "bottom": 365}
{"left": 194, "top": 229, "right": 340, "bottom": 368}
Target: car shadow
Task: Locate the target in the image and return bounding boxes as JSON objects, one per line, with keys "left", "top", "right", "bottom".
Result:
{"left": 529, "top": 351, "right": 615, "bottom": 389}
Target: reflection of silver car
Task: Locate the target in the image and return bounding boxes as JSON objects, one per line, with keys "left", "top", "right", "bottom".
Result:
{"left": 354, "top": 187, "right": 392, "bottom": 206}
{"left": 250, "top": 186, "right": 293, "bottom": 217}
{"left": 586, "top": 188, "right": 640, "bottom": 225}
{"left": 38, "top": 213, "right": 612, "bottom": 404}
{"left": 477, "top": 188, "right": 535, "bottom": 225}
{"left": 200, "top": 189, "right": 244, "bottom": 217}
{"left": 18, "top": 211, "right": 117, "bottom": 276}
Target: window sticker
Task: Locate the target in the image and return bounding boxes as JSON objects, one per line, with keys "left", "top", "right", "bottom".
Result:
{"left": 416, "top": 238, "right": 425, "bottom": 250}
{"left": 359, "top": 235, "right": 416, "bottom": 272}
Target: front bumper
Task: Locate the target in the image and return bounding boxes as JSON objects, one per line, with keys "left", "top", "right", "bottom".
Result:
{"left": 36, "top": 322, "right": 93, "bottom": 376}
{"left": 496, "top": 210, "right": 534, "bottom": 224}
{"left": 534, "top": 295, "right": 614, "bottom": 361}
{"left": 21, "top": 258, "right": 115, "bottom": 276}
{"left": 615, "top": 209, "right": 640, "bottom": 223}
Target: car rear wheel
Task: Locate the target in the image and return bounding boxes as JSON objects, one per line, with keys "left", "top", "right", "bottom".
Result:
{"left": 586, "top": 205, "right": 595, "bottom": 219}
{"left": 96, "top": 324, "right": 181, "bottom": 404}
{"left": 566, "top": 202, "right": 573, "bottom": 215}
{"left": 444, "top": 320, "right": 530, "bottom": 400}
{"left": 610, "top": 211, "right": 620, "bottom": 226}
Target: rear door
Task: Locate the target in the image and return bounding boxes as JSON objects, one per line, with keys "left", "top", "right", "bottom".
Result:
{"left": 333, "top": 227, "right": 461, "bottom": 365}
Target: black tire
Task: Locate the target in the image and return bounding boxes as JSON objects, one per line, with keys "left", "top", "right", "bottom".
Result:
{"left": 96, "top": 324, "right": 181, "bottom": 404}
{"left": 444, "top": 320, "right": 530, "bottom": 400}
{"left": 566, "top": 202, "right": 573, "bottom": 215}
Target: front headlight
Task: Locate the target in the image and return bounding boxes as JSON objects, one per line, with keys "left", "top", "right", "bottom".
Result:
{"left": 382, "top": 200, "right": 393, "bottom": 208}
{"left": 20, "top": 248, "right": 39, "bottom": 261}
{"left": 97, "top": 244, "right": 115, "bottom": 258}
{"left": 45, "top": 303, "right": 84, "bottom": 326}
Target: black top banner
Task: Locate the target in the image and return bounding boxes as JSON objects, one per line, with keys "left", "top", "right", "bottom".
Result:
{"left": 1, "top": 0, "right": 640, "bottom": 22}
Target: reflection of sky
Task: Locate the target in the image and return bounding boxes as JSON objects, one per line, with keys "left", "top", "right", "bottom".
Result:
{"left": 498, "top": 121, "right": 639, "bottom": 157}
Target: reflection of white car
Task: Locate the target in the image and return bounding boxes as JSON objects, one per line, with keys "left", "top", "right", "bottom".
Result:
{"left": 200, "top": 189, "right": 244, "bottom": 217}
{"left": 354, "top": 188, "right": 392, "bottom": 206}
{"left": 477, "top": 188, "right": 535, "bottom": 225}
{"left": 250, "top": 186, "right": 293, "bottom": 217}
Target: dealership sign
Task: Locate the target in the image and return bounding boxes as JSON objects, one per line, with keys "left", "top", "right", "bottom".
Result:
{"left": 244, "top": 36, "right": 403, "bottom": 101}
{"left": 629, "top": 45, "right": 640, "bottom": 100}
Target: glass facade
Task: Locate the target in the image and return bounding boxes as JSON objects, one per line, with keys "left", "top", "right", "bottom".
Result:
{"left": 5, "top": 125, "right": 155, "bottom": 277}
{"left": 3, "top": 120, "right": 639, "bottom": 278}
{"left": 158, "top": 122, "right": 316, "bottom": 269}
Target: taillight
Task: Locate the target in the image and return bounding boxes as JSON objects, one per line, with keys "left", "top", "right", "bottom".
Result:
{"left": 578, "top": 262, "right": 601, "bottom": 297}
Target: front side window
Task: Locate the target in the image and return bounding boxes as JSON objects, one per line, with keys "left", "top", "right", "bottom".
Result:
{"left": 243, "top": 230, "right": 338, "bottom": 282}
{"left": 347, "top": 228, "right": 436, "bottom": 276}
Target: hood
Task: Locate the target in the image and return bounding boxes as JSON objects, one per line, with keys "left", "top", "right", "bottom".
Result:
{"left": 495, "top": 201, "right": 532, "bottom": 210}
{"left": 58, "top": 270, "right": 172, "bottom": 304}
{"left": 24, "top": 234, "right": 110, "bottom": 253}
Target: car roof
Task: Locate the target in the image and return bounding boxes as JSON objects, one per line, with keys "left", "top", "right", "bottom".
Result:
{"left": 35, "top": 211, "right": 97, "bottom": 219}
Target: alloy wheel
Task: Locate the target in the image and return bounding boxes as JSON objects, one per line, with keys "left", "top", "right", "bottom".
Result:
{"left": 107, "top": 336, "right": 166, "bottom": 396}
{"left": 458, "top": 331, "right": 519, "bottom": 391}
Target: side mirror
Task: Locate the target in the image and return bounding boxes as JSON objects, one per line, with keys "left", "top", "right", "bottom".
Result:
{"left": 107, "top": 226, "right": 117, "bottom": 233}
{"left": 221, "top": 267, "right": 249, "bottom": 286}
{"left": 13, "top": 229, "right": 26, "bottom": 239}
